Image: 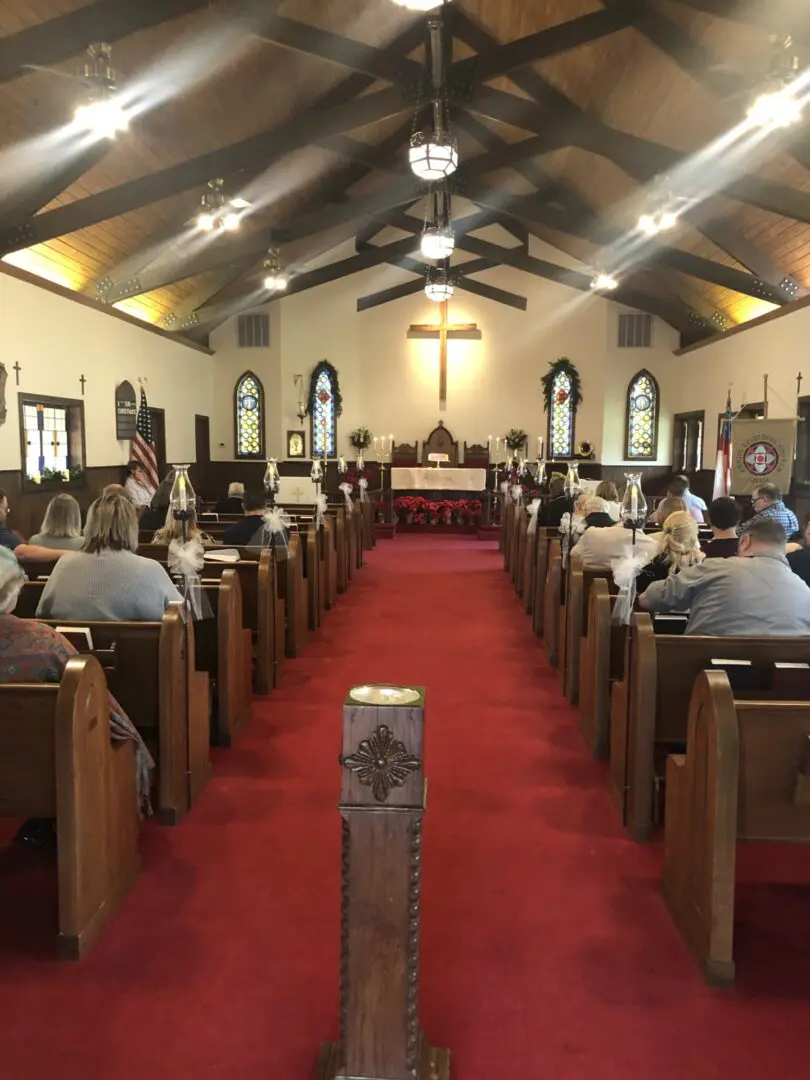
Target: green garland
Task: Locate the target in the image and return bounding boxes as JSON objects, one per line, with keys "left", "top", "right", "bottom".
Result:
{"left": 305, "top": 359, "right": 343, "bottom": 418}
{"left": 541, "top": 357, "right": 582, "bottom": 414}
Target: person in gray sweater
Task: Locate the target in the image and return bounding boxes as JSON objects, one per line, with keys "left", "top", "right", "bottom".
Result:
{"left": 28, "top": 493, "right": 85, "bottom": 551}
{"left": 37, "top": 491, "right": 181, "bottom": 622}
{"left": 638, "top": 517, "right": 810, "bottom": 636}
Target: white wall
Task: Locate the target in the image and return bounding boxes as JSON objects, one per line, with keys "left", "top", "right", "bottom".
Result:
{"left": 209, "top": 234, "right": 680, "bottom": 466}
{"left": 0, "top": 270, "right": 215, "bottom": 471}
{"left": 665, "top": 306, "right": 808, "bottom": 470}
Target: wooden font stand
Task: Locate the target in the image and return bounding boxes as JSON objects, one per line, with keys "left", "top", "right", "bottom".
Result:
{"left": 311, "top": 685, "right": 450, "bottom": 1080}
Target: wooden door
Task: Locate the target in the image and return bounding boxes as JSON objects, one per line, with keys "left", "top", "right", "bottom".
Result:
{"left": 149, "top": 408, "right": 167, "bottom": 477}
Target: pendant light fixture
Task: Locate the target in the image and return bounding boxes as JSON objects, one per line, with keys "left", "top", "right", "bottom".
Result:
{"left": 421, "top": 185, "right": 455, "bottom": 260}
{"left": 425, "top": 265, "right": 455, "bottom": 302}
{"left": 196, "top": 179, "right": 246, "bottom": 233}
{"left": 590, "top": 271, "right": 619, "bottom": 292}
{"left": 409, "top": 14, "right": 458, "bottom": 182}
{"left": 263, "top": 248, "right": 288, "bottom": 291}
{"left": 74, "top": 42, "right": 128, "bottom": 139}
{"left": 747, "top": 33, "right": 803, "bottom": 129}
{"left": 392, "top": 0, "right": 444, "bottom": 10}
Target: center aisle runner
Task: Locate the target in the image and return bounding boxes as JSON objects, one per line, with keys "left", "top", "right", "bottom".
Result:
{"left": 1, "top": 535, "right": 809, "bottom": 1078}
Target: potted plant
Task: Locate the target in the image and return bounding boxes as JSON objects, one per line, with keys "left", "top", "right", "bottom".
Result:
{"left": 348, "top": 427, "right": 373, "bottom": 451}
{"left": 505, "top": 428, "right": 528, "bottom": 452}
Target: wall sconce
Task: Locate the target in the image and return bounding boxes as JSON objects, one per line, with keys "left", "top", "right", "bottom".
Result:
{"left": 293, "top": 373, "right": 306, "bottom": 422}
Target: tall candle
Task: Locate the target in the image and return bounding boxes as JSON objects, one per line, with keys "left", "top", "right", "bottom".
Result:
{"left": 631, "top": 486, "right": 638, "bottom": 519}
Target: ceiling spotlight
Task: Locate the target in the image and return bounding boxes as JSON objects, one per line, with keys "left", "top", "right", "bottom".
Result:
{"left": 263, "top": 249, "right": 288, "bottom": 292}
{"left": 747, "top": 87, "right": 802, "bottom": 129}
{"left": 425, "top": 265, "right": 454, "bottom": 302}
{"left": 391, "top": 0, "right": 444, "bottom": 9}
{"left": 74, "top": 43, "right": 128, "bottom": 139}
{"left": 221, "top": 212, "right": 241, "bottom": 232}
{"left": 637, "top": 208, "right": 679, "bottom": 237}
{"left": 591, "top": 272, "right": 619, "bottom": 291}
{"left": 196, "top": 179, "right": 244, "bottom": 233}
{"left": 197, "top": 212, "right": 215, "bottom": 233}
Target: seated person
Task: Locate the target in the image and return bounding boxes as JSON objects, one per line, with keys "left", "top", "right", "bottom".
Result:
{"left": 28, "top": 493, "right": 84, "bottom": 551}
{"left": 702, "top": 497, "right": 740, "bottom": 558}
{"left": 647, "top": 495, "right": 687, "bottom": 526}
{"left": 636, "top": 511, "right": 704, "bottom": 594}
{"left": 222, "top": 490, "right": 289, "bottom": 548}
{"left": 559, "top": 493, "right": 591, "bottom": 540}
{"left": 594, "top": 481, "right": 621, "bottom": 522}
{"left": 669, "top": 474, "right": 706, "bottom": 523}
{"left": 639, "top": 517, "right": 810, "bottom": 635}
{"left": 574, "top": 518, "right": 658, "bottom": 571}
{"left": 0, "top": 488, "right": 69, "bottom": 562}
{"left": 787, "top": 513, "right": 810, "bottom": 586}
{"left": 37, "top": 492, "right": 182, "bottom": 621}
{"left": 139, "top": 472, "right": 174, "bottom": 532}
{"left": 123, "top": 461, "right": 156, "bottom": 510}
{"left": 152, "top": 504, "right": 215, "bottom": 546}
{"left": 539, "top": 475, "right": 569, "bottom": 528}
{"left": 216, "top": 482, "right": 246, "bottom": 515}
{"left": 0, "top": 547, "right": 152, "bottom": 815}
{"left": 573, "top": 497, "right": 615, "bottom": 533}
{"left": 739, "top": 481, "right": 799, "bottom": 540}
{"left": 103, "top": 483, "right": 126, "bottom": 496}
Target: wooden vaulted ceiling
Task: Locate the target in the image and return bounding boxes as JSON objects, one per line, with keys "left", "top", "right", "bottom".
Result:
{"left": 1, "top": 0, "right": 810, "bottom": 344}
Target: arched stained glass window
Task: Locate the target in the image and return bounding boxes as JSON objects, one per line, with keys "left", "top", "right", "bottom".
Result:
{"left": 548, "top": 369, "right": 575, "bottom": 459}
{"left": 234, "top": 371, "right": 265, "bottom": 459}
{"left": 311, "top": 368, "right": 337, "bottom": 457}
{"left": 625, "top": 370, "right": 659, "bottom": 460}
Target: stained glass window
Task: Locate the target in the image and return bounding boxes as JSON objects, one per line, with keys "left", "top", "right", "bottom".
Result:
{"left": 548, "top": 370, "right": 575, "bottom": 459}
{"left": 235, "top": 371, "right": 265, "bottom": 458}
{"left": 625, "top": 370, "right": 659, "bottom": 460}
{"left": 311, "top": 369, "right": 336, "bottom": 457}
{"left": 23, "top": 402, "right": 69, "bottom": 478}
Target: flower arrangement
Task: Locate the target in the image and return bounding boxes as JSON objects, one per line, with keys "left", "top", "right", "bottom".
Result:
{"left": 393, "top": 496, "right": 483, "bottom": 526}
{"left": 348, "top": 426, "right": 373, "bottom": 450}
{"left": 505, "top": 428, "right": 528, "bottom": 452}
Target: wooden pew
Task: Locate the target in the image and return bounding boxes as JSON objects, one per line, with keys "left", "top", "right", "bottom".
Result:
{"left": 0, "top": 656, "right": 140, "bottom": 958}
{"left": 521, "top": 522, "right": 551, "bottom": 616}
{"left": 662, "top": 670, "right": 810, "bottom": 987}
{"left": 197, "top": 570, "right": 254, "bottom": 747}
{"left": 38, "top": 605, "right": 210, "bottom": 824}
{"left": 612, "top": 613, "right": 810, "bottom": 841}
{"left": 513, "top": 505, "right": 527, "bottom": 591}
{"left": 532, "top": 529, "right": 555, "bottom": 637}
{"left": 275, "top": 531, "right": 307, "bottom": 658}
{"left": 542, "top": 540, "right": 563, "bottom": 667}
{"left": 578, "top": 582, "right": 624, "bottom": 760}
{"left": 564, "top": 564, "right": 615, "bottom": 705}
{"left": 503, "top": 499, "right": 514, "bottom": 574}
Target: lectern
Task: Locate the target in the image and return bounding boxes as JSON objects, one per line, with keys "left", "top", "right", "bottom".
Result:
{"left": 311, "top": 684, "right": 450, "bottom": 1080}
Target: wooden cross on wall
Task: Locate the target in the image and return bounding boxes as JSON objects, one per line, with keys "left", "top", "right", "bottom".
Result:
{"left": 407, "top": 301, "right": 482, "bottom": 410}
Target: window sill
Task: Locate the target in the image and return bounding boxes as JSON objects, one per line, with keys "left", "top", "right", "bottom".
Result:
{"left": 21, "top": 478, "right": 87, "bottom": 494}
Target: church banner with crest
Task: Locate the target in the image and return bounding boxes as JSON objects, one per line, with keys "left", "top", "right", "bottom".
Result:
{"left": 730, "top": 418, "right": 797, "bottom": 494}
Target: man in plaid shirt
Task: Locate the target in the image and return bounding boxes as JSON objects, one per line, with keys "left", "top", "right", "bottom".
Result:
{"left": 738, "top": 482, "right": 799, "bottom": 540}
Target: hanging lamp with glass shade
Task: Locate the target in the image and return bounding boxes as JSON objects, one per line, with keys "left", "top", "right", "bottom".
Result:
{"left": 391, "top": 0, "right": 444, "bottom": 10}
{"left": 409, "top": 14, "right": 458, "bottom": 181}
{"left": 74, "top": 42, "right": 128, "bottom": 139}
{"left": 425, "top": 265, "right": 455, "bottom": 302}
{"left": 421, "top": 186, "right": 455, "bottom": 260}
{"left": 263, "top": 248, "right": 288, "bottom": 291}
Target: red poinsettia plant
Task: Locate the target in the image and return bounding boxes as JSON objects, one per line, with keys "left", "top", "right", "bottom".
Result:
{"left": 393, "top": 496, "right": 482, "bottom": 525}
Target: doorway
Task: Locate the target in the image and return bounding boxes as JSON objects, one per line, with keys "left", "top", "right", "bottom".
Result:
{"left": 149, "top": 407, "right": 167, "bottom": 479}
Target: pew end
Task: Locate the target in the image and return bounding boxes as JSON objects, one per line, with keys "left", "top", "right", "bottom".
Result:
{"left": 0, "top": 657, "right": 140, "bottom": 959}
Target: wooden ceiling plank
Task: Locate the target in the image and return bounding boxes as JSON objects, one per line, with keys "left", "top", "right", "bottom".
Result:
{"left": 0, "top": 0, "right": 216, "bottom": 84}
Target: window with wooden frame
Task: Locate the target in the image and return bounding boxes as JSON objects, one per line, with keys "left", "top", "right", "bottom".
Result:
{"left": 234, "top": 371, "right": 266, "bottom": 459}
{"left": 19, "top": 393, "right": 86, "bottom": 489}
{"left": 624, "top": 370, "right": 660, "bottom": 460}
{"left": 310, "top": 367, "right": 337, "bottom": 457}
{"left": 672, "top": 410, "right": 705, "bottom": 474}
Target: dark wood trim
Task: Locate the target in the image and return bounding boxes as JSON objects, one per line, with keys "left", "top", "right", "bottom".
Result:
{"left": 672, "top": 410, "right": 706, "bottom": 474}
{"left": 624, "top": 369, "right": 660, "bottom": 462}
{"left": 0, "top": 263, "right": 213, "bottom": 355}
{"left": 234, "top": 371, "right": 266, "bottom": 460}
{"left": 674, "top": 292, "right": 810, "bottom": 356}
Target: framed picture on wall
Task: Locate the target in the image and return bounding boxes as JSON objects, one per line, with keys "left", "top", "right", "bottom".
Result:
{"left": 287, "top": 430, "right": 306, "bottom": 458}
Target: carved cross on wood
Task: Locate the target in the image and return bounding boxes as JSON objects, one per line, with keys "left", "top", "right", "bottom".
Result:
{"left": 407, "top": 300, "right": 481, "bottom": 410}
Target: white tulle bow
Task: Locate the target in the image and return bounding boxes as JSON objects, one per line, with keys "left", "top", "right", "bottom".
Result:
{"left": 527, "top": 498, "right": 542, "bottom": 535}
{"left": 500, "top": 480, "right": 510, "bottom": 495}
{"left": 168, "top": 538, "right": 209, "bottom": 620}
{"left": 358, "top": 478, "right": 369, "bottom": 504}
{"left": 611, "top": 545, "right": 651, "bottom": 625}
{"left": 338, "top": 482, "right": 353, "bottom": 511}
{"left": 511, "top": 485, "right": 522, "bottom": 504}
{"left": 315, "top": 493, "right": 327, "bottom": 529}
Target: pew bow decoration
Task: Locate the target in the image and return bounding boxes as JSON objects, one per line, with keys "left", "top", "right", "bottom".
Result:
{"left": 256, "top": 507, "right": 291, "bottom": 560}
{"left": 511, "top": 484, "right": 522, "bottom": 504}
{"left": 358, "top": 477, "right": 369, "bottom": 504}
{"left": 500, "top": 480, "right": 510, "bottom": 496}
{"left": 168, "top": 537, "right": 211, "bottom": 621}
{"left": 310, "top": 459, "right": 323, "bottom": 483}
{"left": 611, "top": 547, "right": 650, "bottom": 626}
{"left": 315, "top": 493, "right": 327, "bottom": 529}
{"left": 339, "top": 481, "right": 353, "bottom": 511}
{"left": 527, "top": 498, "right": 542, "bottom": 535}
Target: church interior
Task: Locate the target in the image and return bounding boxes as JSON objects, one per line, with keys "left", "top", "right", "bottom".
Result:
{"left": 2, "top": 0, "right": 810, "bottom": 1077}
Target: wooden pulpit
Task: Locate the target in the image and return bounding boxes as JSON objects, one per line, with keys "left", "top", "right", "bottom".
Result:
{"left": 311, "top": 684, "right": 450, "bottom": 1080}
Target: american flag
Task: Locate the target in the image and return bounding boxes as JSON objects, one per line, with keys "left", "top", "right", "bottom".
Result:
{"left": 132, "top": 385, "right": 159, "bottom": 489}
{"left": 713, "top": 392, "right": 734, "bottom": 500}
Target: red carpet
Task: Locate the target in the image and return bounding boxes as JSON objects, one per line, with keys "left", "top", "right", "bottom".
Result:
{"left": 1, "top": 535, "right": 810, "bottom": 1078}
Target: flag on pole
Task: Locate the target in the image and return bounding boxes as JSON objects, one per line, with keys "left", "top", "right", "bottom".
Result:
{"left": 132, "top": 385, "right": 159, "bottom": 489}
{"left": 713, "top": 392, "right": 733, "bottom": 500}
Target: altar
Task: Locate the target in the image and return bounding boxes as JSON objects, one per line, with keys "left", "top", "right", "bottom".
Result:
{"left": 391, "top": 467, "right": 487, "bottom": 492}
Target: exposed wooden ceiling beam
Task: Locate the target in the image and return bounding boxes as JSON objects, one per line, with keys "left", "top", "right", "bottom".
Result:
{"left": 0, "top": 0, "right": 216, "bottom": 84}
{"left": 0, "top": 86, "right": 406, "bottom": 254}
{"left": 673, "top": 0, "right": 810, "bottom": 47}
{"left": 356, "top": 278, "right": 424, "bottom": 312}
{"left": 454, "top": 10, "right": 802, "bottom": 302}
{"left": 394, "top": 253, "right": 528, "bottom": 310}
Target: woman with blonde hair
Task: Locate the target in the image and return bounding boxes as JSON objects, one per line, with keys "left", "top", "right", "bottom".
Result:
{"left": 152, "top": 504, "right": 215, "bottom": 546}
{"left": 594, "top": 480, "right": 621, "bottom": 522}
{"left": 29, "top": 493, "right": 84, "bottom": 551}
{"left": 637, "top": 510, "right": 705, "bottom": 594}
{"left": 36, "top": 492, "right": 181, "bottom": 621}
{"left": 648, "top": 495, "right": 687, "bottom": 526}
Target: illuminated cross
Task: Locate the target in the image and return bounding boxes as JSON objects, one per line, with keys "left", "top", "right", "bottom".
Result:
{"left": 407, "top": 300, "right": 481, "bottom": 410}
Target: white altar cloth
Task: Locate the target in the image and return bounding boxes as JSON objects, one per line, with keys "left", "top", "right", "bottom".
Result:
{"left": 392, "top": 467, "right": 487, "bottom": 492}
